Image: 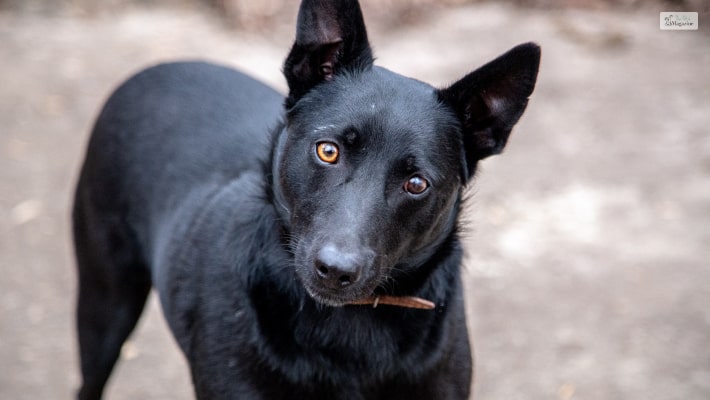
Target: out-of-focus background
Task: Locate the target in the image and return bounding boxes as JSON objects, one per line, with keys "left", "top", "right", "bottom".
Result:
{"left": 1, "top": 0, "right": 708, "bottom": 399}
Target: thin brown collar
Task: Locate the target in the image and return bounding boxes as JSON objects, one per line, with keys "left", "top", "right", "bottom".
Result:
{"left": 348, "top": 295, "right": 436, "bottom": 310}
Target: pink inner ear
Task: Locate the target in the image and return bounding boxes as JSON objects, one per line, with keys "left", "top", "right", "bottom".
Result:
{"left": 484, "top": 95, "right": 506, "bottom": 115}
{"left": 318, "top": 40, "right": 343, "bottom": 81}
{"left": 320, "top": 62, "right": 334, "bottom": 81}
{"left": 311, "top": 13, "right": 342, "bottom": 44}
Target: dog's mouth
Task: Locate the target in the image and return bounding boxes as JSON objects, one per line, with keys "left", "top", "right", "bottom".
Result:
{"left": 301, "top": 277, "right": 436, "bottom": 310}
{"left": 301, "top": 280, "right": 375, "bottom": 308}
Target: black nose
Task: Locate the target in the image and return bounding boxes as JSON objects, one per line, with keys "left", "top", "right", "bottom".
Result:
{"left": 314, "top": 244, "right": 368, "bottom": 289}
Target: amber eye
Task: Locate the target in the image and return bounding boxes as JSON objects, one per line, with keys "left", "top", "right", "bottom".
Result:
{"left": 316, "top": 142, "right": 339, "bottom": 164}
{"left": 404, "top": 175, "right": 429, "bottom": 195}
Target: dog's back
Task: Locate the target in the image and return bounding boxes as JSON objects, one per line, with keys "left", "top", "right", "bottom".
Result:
{"left": 76, "top": 61, "right": 282, "bottom": 245}
{"left": 73, "top": 62, "right": 283, "bottom": 399}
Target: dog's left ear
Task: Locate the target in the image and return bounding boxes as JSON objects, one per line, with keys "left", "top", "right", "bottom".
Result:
{"left": 284, "top": 0, "right": 373, "bottom": 108}
{"left": 438, "top": 42, "right": 540, "bottom": 176}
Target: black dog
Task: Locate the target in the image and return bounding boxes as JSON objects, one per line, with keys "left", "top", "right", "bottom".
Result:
{"left": 73, "top": 0, "right": 539, "bottom": 398}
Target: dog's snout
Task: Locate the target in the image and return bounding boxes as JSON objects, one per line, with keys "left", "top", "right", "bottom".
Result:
{"left": 314, "top": 244, "right": 370, "bottom": 289}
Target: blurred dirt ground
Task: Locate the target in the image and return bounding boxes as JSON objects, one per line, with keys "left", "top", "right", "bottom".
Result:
{"left": 1, "top": 1, "right": 709, "bottom": 399}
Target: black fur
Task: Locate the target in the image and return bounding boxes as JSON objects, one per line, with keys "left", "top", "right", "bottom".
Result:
{"left": 72, "top": 0, "right": 540, "bottom": 398}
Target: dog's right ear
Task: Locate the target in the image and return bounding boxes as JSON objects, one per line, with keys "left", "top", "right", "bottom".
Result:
{"left": 283, "top": 0, "right": 373, "bottom": 108}
{"left": 438, "top": 43, "right": 540, "bottom": 179}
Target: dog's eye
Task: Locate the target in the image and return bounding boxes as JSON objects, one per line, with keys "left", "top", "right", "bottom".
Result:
{"left": 404, "top": 175, "right": 429, "bottom": 195}
{"left": 316, "top": 142, "right": 339, "bottom": 164}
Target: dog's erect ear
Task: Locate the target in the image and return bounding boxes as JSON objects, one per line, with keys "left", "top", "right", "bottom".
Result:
{"left": 284, "top": 0, "right": 373, "bottom": 108}
{"left": 438, "top": 42, "right": 540, "bottom": 174}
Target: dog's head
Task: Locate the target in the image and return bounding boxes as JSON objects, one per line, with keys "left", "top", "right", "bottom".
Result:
{"left": 276, "top": 0, "right": 540, "bottom": 306}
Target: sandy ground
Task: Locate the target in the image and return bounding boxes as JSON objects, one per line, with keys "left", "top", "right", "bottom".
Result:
{"left": 1, "top": 2, "right": 709, "bottom": 399}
